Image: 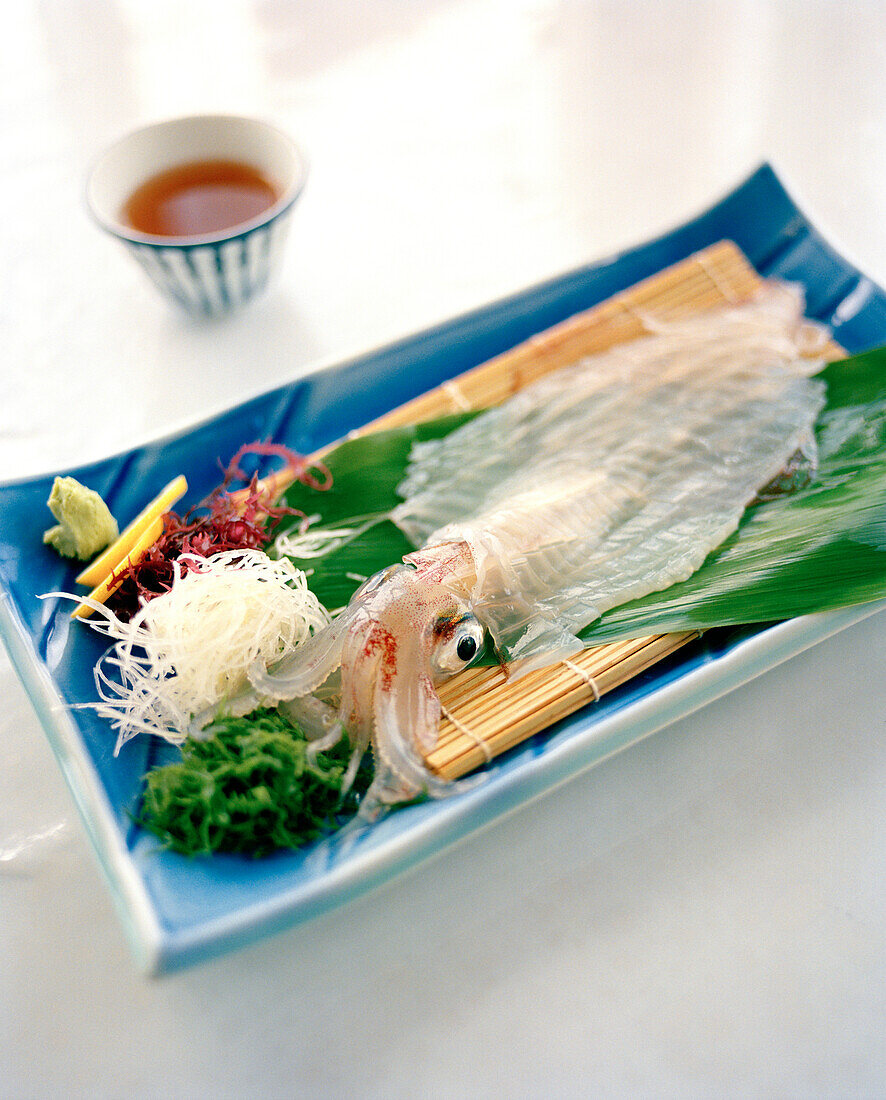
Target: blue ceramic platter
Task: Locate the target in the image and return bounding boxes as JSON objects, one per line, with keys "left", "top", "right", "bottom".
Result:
{"left": 2, "top": 165, "right": 885, "bottom": 973}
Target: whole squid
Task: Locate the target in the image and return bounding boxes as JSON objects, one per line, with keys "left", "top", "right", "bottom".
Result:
{"left": 246, "top": 283, "right": 829, "bottom": 816}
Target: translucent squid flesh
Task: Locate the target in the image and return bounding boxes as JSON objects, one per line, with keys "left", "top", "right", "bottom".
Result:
{"left": 393, "top": 282, "right": 828, "bottom": 669}
{"left": 251, "top": 282, "right": 828, "bottom": 812}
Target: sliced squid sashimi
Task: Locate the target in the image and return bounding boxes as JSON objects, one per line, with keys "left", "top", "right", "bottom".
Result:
{"left": 392, "top": 283, "right": 828, "bottom": 670}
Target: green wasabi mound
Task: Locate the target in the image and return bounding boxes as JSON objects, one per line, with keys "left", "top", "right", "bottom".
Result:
{"left": 43, "top": 476, "right": 118, "bottom": 561}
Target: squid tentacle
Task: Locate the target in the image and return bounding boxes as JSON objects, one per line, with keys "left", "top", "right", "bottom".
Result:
{"left": 248, "top": 604, "right": 354, "bottom": 700}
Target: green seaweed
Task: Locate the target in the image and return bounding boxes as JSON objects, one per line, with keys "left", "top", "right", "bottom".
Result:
{"left": 137, "top": 709, "right": 372, "bottom": 858}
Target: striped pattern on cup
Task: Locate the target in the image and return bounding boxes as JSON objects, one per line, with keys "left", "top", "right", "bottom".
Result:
{"left": 124, "top": 210, "right": 293, "bottom": 316}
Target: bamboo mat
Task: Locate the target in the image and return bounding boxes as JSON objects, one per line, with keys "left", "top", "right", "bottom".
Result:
{"left": 338, "top": 240, "right": 763, "bottom": 443}
{"left": 312, "top": 241, "right": 836, "bottom": 782}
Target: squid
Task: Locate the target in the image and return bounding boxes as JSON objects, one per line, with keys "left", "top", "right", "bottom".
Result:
{"left": 244, "top": 282, "right": 830, "bottom": 818}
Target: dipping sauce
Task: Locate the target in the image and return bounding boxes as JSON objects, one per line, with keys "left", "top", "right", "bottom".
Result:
{"left": 122, "top": 159, "right": 280, "bottom": 237}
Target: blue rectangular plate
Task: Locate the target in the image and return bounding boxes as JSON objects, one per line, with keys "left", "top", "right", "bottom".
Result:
{"left": 2, "top": 165, "right": 885, "bottom": 973}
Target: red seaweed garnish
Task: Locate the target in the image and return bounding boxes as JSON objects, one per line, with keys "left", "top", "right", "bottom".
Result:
{"left": 225, "top": 441, "right": 333, "bottom": 493}
{"left": 105, "top": 442, "right": 330, "bottom": 622}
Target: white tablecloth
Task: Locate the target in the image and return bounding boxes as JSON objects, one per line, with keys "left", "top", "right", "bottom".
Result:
{"left": 2, "top": 3, "right": 884, "bottom": 1096}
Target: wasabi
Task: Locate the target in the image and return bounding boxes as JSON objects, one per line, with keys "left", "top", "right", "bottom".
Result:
{"left": 43, "top": 476, "right": 118, "bottom": 561}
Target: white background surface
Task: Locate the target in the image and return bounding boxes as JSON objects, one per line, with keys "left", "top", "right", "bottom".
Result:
{"left": 1, "top": 2, "right": 884, "bottom": 1096}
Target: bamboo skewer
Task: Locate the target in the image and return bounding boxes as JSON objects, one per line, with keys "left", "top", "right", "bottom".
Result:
{"left": 298, "top": 240, "right": 842, "bottom": 782}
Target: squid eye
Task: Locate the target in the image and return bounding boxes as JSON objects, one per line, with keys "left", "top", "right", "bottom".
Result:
{"left": 431, "top": 615, "right": 485, "bottom": 676}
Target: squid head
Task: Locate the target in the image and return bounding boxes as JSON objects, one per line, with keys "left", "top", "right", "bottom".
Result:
{"left": 248, "top": 561, "right": 485, "bottom": 814}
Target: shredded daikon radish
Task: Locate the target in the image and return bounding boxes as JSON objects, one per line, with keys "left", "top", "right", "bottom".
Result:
{"left": 274, "top": 515, "right": 384, "bottom": 559}
{"left": 72, "top": 549, "right": 330, "bottom": 752}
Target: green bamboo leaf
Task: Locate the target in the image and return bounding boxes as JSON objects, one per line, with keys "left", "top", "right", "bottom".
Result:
{"left": 581, "top": 349, "right": 886, "bottom": 642}
{"left": 281, "top": 414, "right": 475, "bottom": 611}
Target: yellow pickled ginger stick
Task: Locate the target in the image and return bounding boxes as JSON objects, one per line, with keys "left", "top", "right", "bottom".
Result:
{"left": 76, "top": 475, "right": 187, "bottom": 587}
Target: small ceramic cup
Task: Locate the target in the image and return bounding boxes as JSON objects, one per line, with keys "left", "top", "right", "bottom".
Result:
{"left": 86, "top": 114, "right": 307, "bottom": 316}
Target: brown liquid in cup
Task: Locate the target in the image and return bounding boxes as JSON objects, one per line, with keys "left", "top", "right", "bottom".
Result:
{"left": 122, "top": 159, "right": 280, "bottom": 237}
